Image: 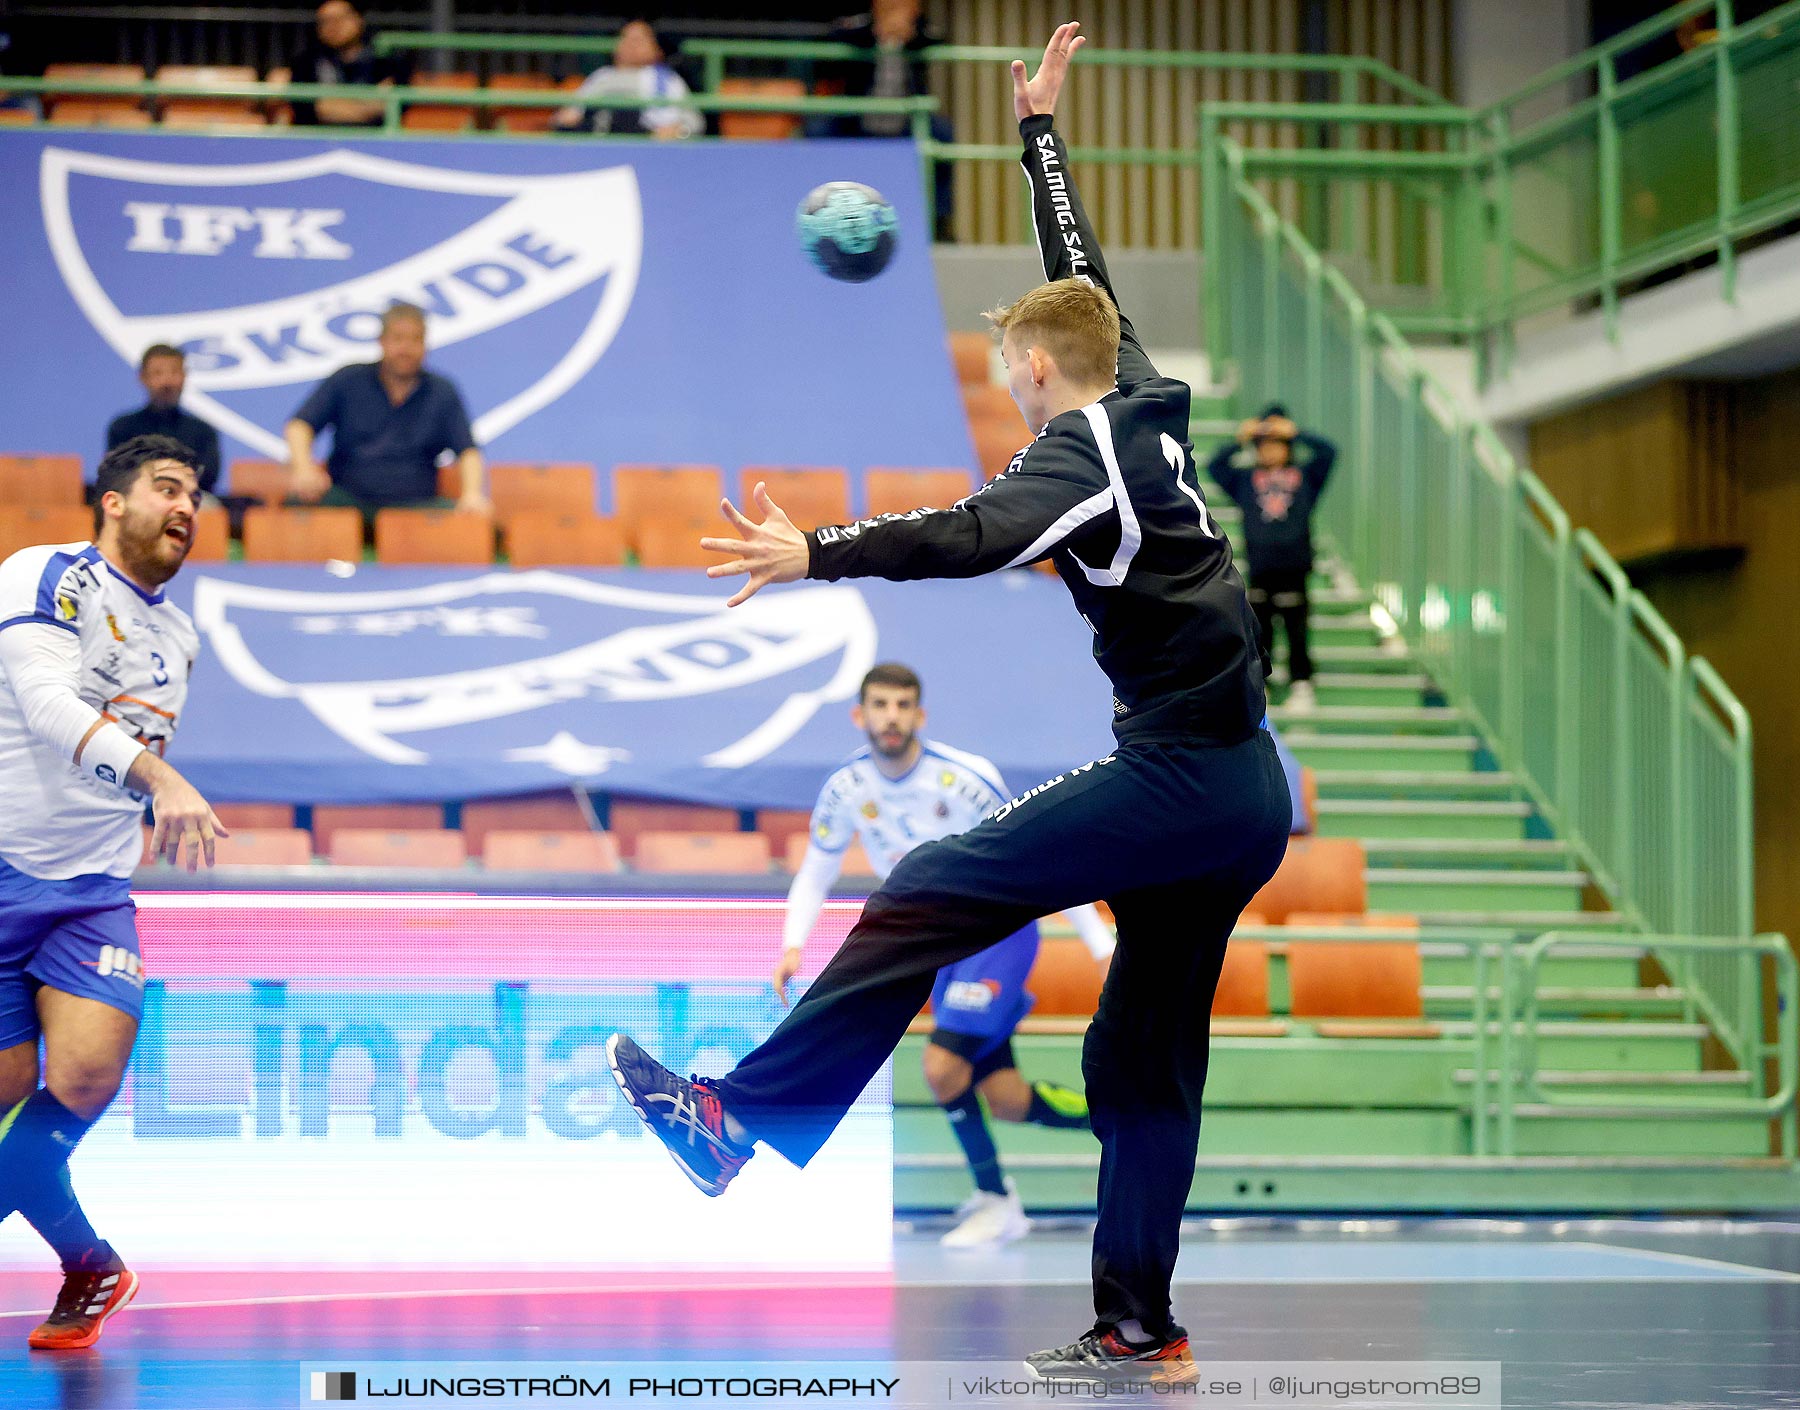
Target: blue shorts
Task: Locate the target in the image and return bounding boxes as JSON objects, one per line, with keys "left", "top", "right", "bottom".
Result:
{"left": 928, "top": 921, "right": 1040, "bottom": 1062}
{"left": 0, "top": 854, "right": 143, "bottom": 1050}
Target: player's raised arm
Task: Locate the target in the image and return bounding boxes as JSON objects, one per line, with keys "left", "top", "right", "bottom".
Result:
{"left": 1012, "top": 22, "right": 1159, "bottom": 389}
{"left": 706, "top": 453, "right": 1108, "bottom": 603}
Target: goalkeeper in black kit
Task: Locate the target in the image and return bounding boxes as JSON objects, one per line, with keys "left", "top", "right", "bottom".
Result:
{"left": 608, "top": 22, "right": 1289, "bottom": 1383}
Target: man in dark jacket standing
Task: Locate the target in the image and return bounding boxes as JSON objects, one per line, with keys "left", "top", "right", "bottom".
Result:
{"left": 105, "top": 346, "right": 221, "bottom": 498}
{"left": 1208, "top": 406, "right": 1337, "bottom": 711}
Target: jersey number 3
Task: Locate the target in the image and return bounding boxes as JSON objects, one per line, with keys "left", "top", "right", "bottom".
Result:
{"left": 1163, "top": 434, "right": 1220, "bottom": 539}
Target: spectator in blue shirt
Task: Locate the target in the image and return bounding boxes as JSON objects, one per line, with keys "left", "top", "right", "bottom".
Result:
{"left": 284, "top": 303, "right": 489, "bottom": 520}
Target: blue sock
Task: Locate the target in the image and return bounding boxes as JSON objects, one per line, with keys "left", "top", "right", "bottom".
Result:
{"left": 940, "top": 1088, "right": 1006, "bottom": 1196}
{"left": 21, "top": 1166, "right": 114, "bottom": 1273}
{"left": 0, "top": 1092, "right": 98, "bottom": 1237}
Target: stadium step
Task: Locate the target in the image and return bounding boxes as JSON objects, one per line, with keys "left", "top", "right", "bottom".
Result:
{"left": 1367, "top": 867, "right": 1590, "bottom": 914}
{"left": 1268, "top": 704, "right": 1468, "bottom": 733}
{"left": 1307, "top": 613, "right": 1384, "bottom": 648}
{"left": 1314, "top": 769, "right": 1523, "bottom": 800}
{"left": 1309, "top": 673, "right": 1430, "bottom": 709}
{"left": 1420, "top": 945, "right": 1644, "bottom": 989}
{"left": 1311, "top": 644, "right": 1426, "bottom": 674}
{"left": 1315, "top": 798, "right": 1533, "bottom": 841}
{"left": 1363, "top": 838, "right": 1577, "bottom": 870}
{"left": 1424, "top": 985, "right": 1689, "bottom": 1018}
{"left": 1453, "top": 1068, "right": 1749, "bottom": 1091}
{"left": 1412, "top": 909, "right": 1627, "bottom": 933}
{"left": 1284, "top": 732, "right": 1481, "bottom": 772}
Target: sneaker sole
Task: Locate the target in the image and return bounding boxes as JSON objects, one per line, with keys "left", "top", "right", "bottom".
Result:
{"left": 28, "top": 1270, "right": 139, "bottom": 1352}
{"left": 605, "top": 1034, "right": 730, "bottom": 1198}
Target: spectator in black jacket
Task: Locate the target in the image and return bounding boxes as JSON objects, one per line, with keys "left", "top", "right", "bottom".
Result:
{"left": 288, "top": 0, "right": 411, "bottom": 127}
{"left": 825, "top": 1, "right": 955, "bottom": 240}
{"left": 106, "top": 346, "right": 221, "bottom": 498}
{"left": 1208, "top": 405, "right": 1337, "bottom": 711}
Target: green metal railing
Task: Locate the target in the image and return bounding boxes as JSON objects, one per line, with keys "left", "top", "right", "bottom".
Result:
{"left": 1232, "top": 923, "right": 1797, "bottom": 1158}
{"left": 0, "top": 73, "right": 938, "bottom": 138}
{"left": 1196, "top": 0, "right": 1800, "bottom": 366}
{"left": 1208, "top": 143, "right": 1776, "bottom": 1071}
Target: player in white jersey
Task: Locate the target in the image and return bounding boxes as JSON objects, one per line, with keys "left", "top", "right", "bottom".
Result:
{"left": 775, "top": 663, "right": 1115, "bottom": 1247}
{"left": 0, "top": 435, "right": 226, "bottom": 1350}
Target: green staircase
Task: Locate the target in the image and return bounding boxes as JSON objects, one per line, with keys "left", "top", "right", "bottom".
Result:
{"left": 892, "top": 517, "right": 1798, "bottom": 1213}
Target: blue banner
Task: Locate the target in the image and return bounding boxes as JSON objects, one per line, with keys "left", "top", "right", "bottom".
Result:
{"left": 169, "top": 565, "right": 1120, "bottom": 807}
{"left": 3, "top": 130, "right": 973, "bottom": 498}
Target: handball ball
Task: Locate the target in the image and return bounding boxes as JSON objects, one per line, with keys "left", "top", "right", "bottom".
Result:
{"left": 796, "top": 181, "right": 898, "bottom": 283}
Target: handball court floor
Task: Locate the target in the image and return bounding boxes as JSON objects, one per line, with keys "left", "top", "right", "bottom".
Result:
{"left": 0, "top": 1217, "right": 1796, "bottom": 1409}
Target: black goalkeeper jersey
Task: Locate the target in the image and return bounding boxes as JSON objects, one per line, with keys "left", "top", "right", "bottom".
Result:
{"left": 806, "top": 113, "right": 1268, "bottom": 748}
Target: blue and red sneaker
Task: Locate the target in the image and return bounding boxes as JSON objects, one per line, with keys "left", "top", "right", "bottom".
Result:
{"left": 606, "top": 1034, "right": 755, "bottom": 1196}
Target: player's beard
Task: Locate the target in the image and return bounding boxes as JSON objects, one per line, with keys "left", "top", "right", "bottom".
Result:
{"left": 118, "top": 504, "right": 193, "bottom": 586}
{"left": 868, "top": 725, "right": 916, "bottom": 760}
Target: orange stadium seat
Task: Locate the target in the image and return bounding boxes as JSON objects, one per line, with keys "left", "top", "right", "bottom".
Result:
{"left": 0, "top": 507, "right": 93, "bottom": 557}
{"left": 737, "top": 468, "right": 849, "bottom": 530}
{"left": 310, "top": 803, "right": 445, "bottom": 855}
{"left": 718, "top": 77, "right": 803, "bottom": 140}
{"left": 1248, "top": 837, "right": 1367, "bottom": 924}
{"left": 50, "top": 103, "right": 152, "bottom": 127}
{"left": 1286, "top": 937, "right": 1429, "bottom": 1031}
{"left": 226, "top": 458, "right": 291, "bottom": 503}
{"left": 782, "top": 832, "right": 876, "bottom": 876}
{"left": 1212, "top": 939, "right": 1272, "bottom": 1018}
{"left": 185, "top": 505, "right": 231, "bottom": 561}
{"left": 212, "top": 828, "right": 314, "bottom": 868}
{"left": 607, "top": 799, "right": 739, "bottom": 858}
{"left": 1298, "top": 765, "right": 1318, "bottom": 833}
{"left": 0, "top": 110, "right": 35, "bottom": 126}
{"left": 44, "top": 63, "right": 144, "bottom": 116}
{"left": 634, "top": 520, "right": 715, "bottom": 568}
{"left": 758, "top": 809, "right": 813, "bottom": 860}
{"left": 459, "top": 791, "right": 590, "bottom": 857}
{"left": 486, "top": 72, "right": 559, "bottom": 132}
{"left": 161, "top": 103, "right": 266, "bottom": 129}
{"left": 612, "top": 465, "right": 723, "bottom": 553}
{"left": 483, "top": 830, "right": 622, "bottom": 873}
{"left": 153, "top": 65, "right": 260, "bottom": 122}
{"left": 330, "top": 829, "right": 468, "bottom": 869}
{"left": 1024, "top": 937, "right": 1104, "bottom": 1016}
{"left": 865, "top": 468, "right": 975, "bottom": 517}
{"left": 0, "top": 454, "right": 84, "bottom": 505}
{"left": 635, "top": 831, "right": 772, "bottom": 874}
{"left": 374, "top": 507, "right": 494, "bottom": 565}
{"left": 971, "top": 420, "right": 1028, "bottom": 481}
{"left": 404, "top": 105, "right": 477, "bottom": 132}
{"left": 949, "top": 331, "right": 993, "bottom": 387}
{"left": 504, "top": 513, "right": 624, "bottom": 569}
{"left": 489, "top": 462, "right": 596, "bottom": 523}
{"left": 964, "top": 384, "right": 1025, "bottom": 428}
{"left": 241, "top": 507, "right": 362, "bottom": 563}
{"left": 213, "top": 803, "right": 296, "bottom": 831}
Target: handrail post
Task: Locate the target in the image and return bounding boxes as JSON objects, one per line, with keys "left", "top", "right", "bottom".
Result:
{"left": 1304, "top": 253, "right": 1326, "bottom": 423}
{"left": 1716, "top": 0, "right": 1741, "bottom": 302}
{"left": 1598, "top": 53, "right": 1623, "bottom": 340}
{"left": 1498, "top": 938, "right": 1516, "bottom": 1156}
{"left": 1352, "top": 301, "right": 1376, "bottom": 574}
{"left": 1261, "top": 212, "right": 1282, "bottom": 404}
{"left": 1201, "top": 112, "right": 1228, "bottom": 377}
{"left": 1472, "top": 940, "right": 1489, "bottom": 1156}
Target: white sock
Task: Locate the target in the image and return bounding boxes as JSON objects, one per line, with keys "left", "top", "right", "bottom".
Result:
{"left": 1116, "top": 1319, "right": 1152, "bottom": 1346}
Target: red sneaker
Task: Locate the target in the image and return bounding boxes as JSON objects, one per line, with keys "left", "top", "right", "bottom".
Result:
{"left": 27, "top": 1265, "right": 139, "bottom": 1351}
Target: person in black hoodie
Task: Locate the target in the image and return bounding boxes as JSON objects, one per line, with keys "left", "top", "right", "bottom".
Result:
{"left": 1208, "top": 406, "right": 1336, "bottom": 710}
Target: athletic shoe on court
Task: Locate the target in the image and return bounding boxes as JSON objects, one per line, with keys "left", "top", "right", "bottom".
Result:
{"left": 27, "top": 1264, "right": 139, "bottom": 1350}
{"left": 606, "top": 1033, "right": 754, "bottom": 1196}
{"left": 1024, "top": 1324, "right": 1198, "bottom": 1383}
{"left": 940, "top": 1178, "right": 1031, "bottom": 1248}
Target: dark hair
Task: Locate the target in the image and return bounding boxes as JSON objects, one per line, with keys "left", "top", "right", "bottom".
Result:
{"left": 859, "top": 662, "right": 922, "bottom": 703}
{"left": 139, "top": 343, "right": 183, "bottom": 371}
{"left": 94, "top": 435, "right": 200, "bottom": 530}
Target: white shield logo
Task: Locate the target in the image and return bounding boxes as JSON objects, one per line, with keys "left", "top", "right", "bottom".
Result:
{"left": 189, "top": 571, "right": 878, "bottom": 772}
{"left": 40, "top": 146, "right": 641, "bottom": 456}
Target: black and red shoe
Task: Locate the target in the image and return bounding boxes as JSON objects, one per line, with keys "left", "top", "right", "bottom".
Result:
{"left": 1025, "top": 1324, "right": 1198, "bottom": 1383}
{"left": 606, "top": 1033, "right": 755, "bottom": 1196}
{"left": 27, "top": 1263, "right": 139, "bottom": 1351}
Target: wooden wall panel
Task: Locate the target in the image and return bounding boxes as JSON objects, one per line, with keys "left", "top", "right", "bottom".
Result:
{"left": 927, "top": 0, "right": 1453, "bottom": 249}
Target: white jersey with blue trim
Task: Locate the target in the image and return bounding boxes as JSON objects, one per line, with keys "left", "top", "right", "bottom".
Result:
{"left": 806, "top": 739, "right": 1009, "bottom": 879}
{"left": 0, "top": 541, "right": 198, "bottom": 879}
